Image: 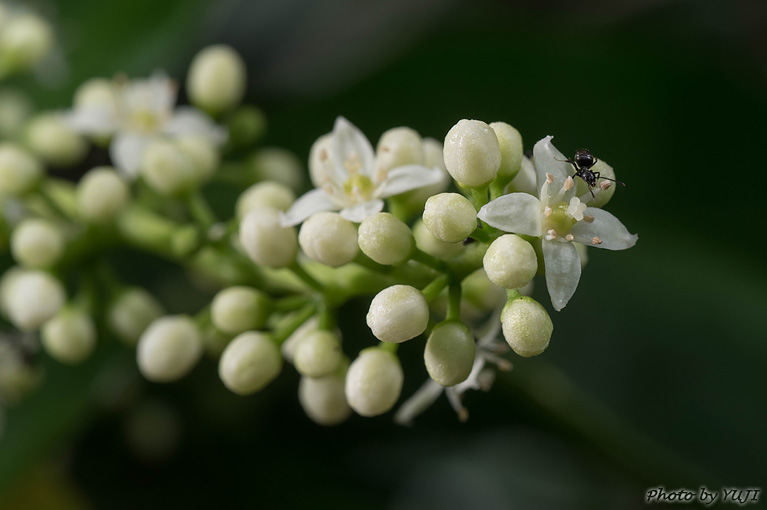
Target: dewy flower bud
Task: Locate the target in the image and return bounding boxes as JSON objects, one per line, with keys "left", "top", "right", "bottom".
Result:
{"left": 501, "top": 296, "right": 553, "bottom": 357}
{"left": 218, "top": 331, "right": 282, "bottom": 395}
{"left": 294, "top": 330, "right": 343, "bottom": 378}
{"left": 575, "top": 159, "right": 617, "bottom": 208}
{"left": 5, "top": 270, "right": 65, "bottom": 331}
{"left": 176, "top": 134, "right": 219, "bottom": 183}
{"left": 358, "top": 212, "right": 413, "bottom": 265}
{"left": 11, "top": 218, "right": 65, "bottom": 269}
{"left": 236, "top": 181, "right": 295, "bottom": 218}
{"left": 483, "top": 234, "right": 537, "bottom": 289}
{"left": 210, "top": 286, "right": 270, "bottom": 335}
{"left": 423, "top": 192, "right": 477, "bottom": 243}
{"left": 25, "top": 113, "right": 88, "bottom": 167}
{"left": 298, "top": 212, "right": 358, "bottom": 267}
{"left": 239, "top": 206, "right": 298, "bottom": 268}
{"left": 140, "top": 139, "right": 197, "bottom": 196}
{"left": 137, "top": 316, "right": 203, "bottom": 382}
{"left": 345, "top": 347, "right": 403, "bottom": 417}
{"left": 77, "top": 167, "right": 129, "bottom": 223}
{"left": 0, "top": 13, "right": 52, "bottom": 69}
{"left": 250, "top": 148, "right": 303, "bottom": 192}
{"left": 0, "top": 143, "right": 43, "bottom": 196}
{"left": 413, "top": 219, "right": 464, "bottom": 258}
{"left": 41, "top": 307, "right": 96, "bottom": 364}
{"left": 108, "top": 288, "right": 164, "bottom": 345}
{"left": 281, "top": 316, "right": 319, "bottom": 364}
{"left": 367, "top": 285, "right": 429, "bottom": 343}
{"left": 299, "top": 366, "right": 352, "bottom": 426}
{"left": 424, "top": 321, "right": 475, "bottom": 387}
{"left": 375, "top": 127, "right": 424, "bottom": 171}
{"left": 443, "top": 119, "right": 501, "bottom": 187}
{"left": 187, "top": 44, "right": 246, "bottom": 114}
{"left": 489, "top": 121, "right": 523, "bottom": 182}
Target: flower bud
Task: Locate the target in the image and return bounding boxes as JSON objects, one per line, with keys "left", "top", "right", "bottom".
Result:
{"left": 250, "top": 148, "right": 303, "bottom": 191}
{"left": 483, "top": 234, "right": 537, "bottom": 289}
{"left": 210, "top": 286, "right": 270, "bottom": 335}
{"left": 345, "top": 347, "right": 403, "bottom": 417}
{"left": 298, "top": 212, "right": 358, "bottom": 267}
{"left": 443, "top": 119, "right": 501, "bottom": 187}
{"left": 11, "top": 218, "right": 65, "bottom": 268}
{"left": 108, "top": 288, "right": 164, "bottom": 345}
{"left": 25, "top": 113, "right": 88, "bottom": 167}
{"left": 218, "top": 331, "right": 282, "bottom": 395}
{"left": 71, "top": 78, "right": 118, "bottom": 140}
{"left": 137, "top": 316, "right": 202, "bottom": 382}
{"left": 239, "top": 206, "right": 298, "bottom": 268}
{"left": 501, "top": 296, "right": 553, "bottom": 357}
{"left": 299, "top": 367, "right": 352, "bottom": 426}
{"left": 462, "top": 268, "right": 506, "bottom": 313}
{"left": 281, "top": 316, "right": 319, "bottom": 364}
{"left": 41, "top": 308, "right": 96, "bottom": 364}
{"left": 489, "top": 121, "right": 523, "bottom": 182}
{"left": 77, "top": 167, "right": 129, "bottom": 223}
{"left": 294, "top": 330, "right": 343, "bottom": 378}
{"left": 0, "top": 88, "right": 32, "bottom": 139}
{"left": 424, "top": 321, "right": 475, "bottom": 387}
{"left": 0, "top": 13, "right": 52, "bottom": 69}
{"left": 374, "top": 127, "right": 423, "bottom": 172}
{"left": 358, "top": 212, "right": 413, "bottom": 265}
{"left": 5, "top": 270, "right": 65, "bottom": 331}
{"left": 187, "top": 45, "right": 246, "bottom": 114}
{"left": 423, "top": 192, "right": 477, "bottom": 243}
{"left": 393, "top": 137, "right": 452, "bottom": 212}
{"left": 367, "top": 285, "right": 429, "bottom": 343}
{"left": 575, "top": 159, "right": 617, "bottom": 208}
{"left": 176, "top": 134, "right": 219, "bottom": 183}
{"left": 413, "top": 219, "right": 464, "bottom": 258}
{"left": 140, "top": 139, "right": 197, "bottom": 196}
{"left": 0, "top": 143, "right": 43, "bottom": 196}
{"left": 236, "top": 181, "right": 295, "bottom": 218}
{"left": 226, "top": 106, "right": 267, "bottom": 150}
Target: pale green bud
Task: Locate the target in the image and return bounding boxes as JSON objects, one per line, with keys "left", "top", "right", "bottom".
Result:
{"left": 345, "top": 347, "right": 403, "bottom": 417}
{"left": 281, "top": 316, "right": 319, "bottom": 364}
{"left": 367, "top": 285, "right": 429, "bottom": 343}
{"left": 443, "top": 119, "right": 501, "bottom": 187}
{"left": 0, "top": 88, "right": 33, "bottom": 139}
{"left": 298, "top": 212, "right": 358, "bottom": 267}
{"left": 423, "top": 192, "right": 477, "bottom": 243}
{"left": 251, "top": 148, "right": 304, "bottom": 191}
{"left": 294, "top": 330, "right": 343, "bottom": 378}
{"left": 4, "top": 270, "right": 65, "bottom": 331}
{"left": 137, "top": 316, "right": 203, "bottom": 382}
{"left": 412, "top": 219, "right": 464, "bottom": 258}
{"left": 483, "top": 234, "right": 537, "bottom": 289}
{"left": 76, "top": 167, "right": 129, "bottom": 223}
{"left": 218, "top": 331, "right": 282, "bottom": 395}
{"left": 141, "top": 139, "right": 197, "bottom": 196}
{"left": 74, "top": 78, "right": 117, "bottom": 110}
{"left": 0, "top": 143, "right": 43, "bottom": 196}
{"left": 41, "top": 307, "right": 96, "bottom": 364}
{"left": 358, "top": 212, "right": 413, "bottom": 265}
{"left": 393, "top": 137, "right": 452, "bottom": 212}
{"left": 11, "top": 218, "right": 65, "bottom": 268}
{"left": 299, "top": 367, "right": 352, "bottom": 426}
{"left": 0, "top": 267, "right": 24, "bottom": 314}
{"left": 489, "top": 121, "right": 523, "bottom": 182}
{"left": 575, "top": 159, "right": 617, "bottom": 208}
{"left": 462, "top": 268, "right": 506, "bottom": 313}
{"left": 210, "top": 286, "right": 270, "bottom": 335}
{"left": 25, "top": 113, "right": 88, "bottom": 167}
{"left": 236, "top": 181, "right": 295, "bottom": 218}
{"left": 239, "top": 206, "right": 298, "bottom": 268}
{"left": 176, "top": 134, "right": 219, "bottom": 183}
{"left": 187, "top": 45, "right": 246, "bottom": 114}
{"left": 501, "top": 296, "right": 553, "bottom": 357}
{"left": 424, "top": 321, "right": 475, "bottom": 387}
{"left": 0, "top": 13, "right": 52, "bottom": 69}
{"left": 375, "top": 127, "right": 424, "bottom": 171}
{"left": 108, "top": 288, "right": 164, "bottom": 345}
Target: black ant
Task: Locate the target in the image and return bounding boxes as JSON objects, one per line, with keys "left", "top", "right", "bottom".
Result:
{"left": 557, "top": 149, "right": 624, "bottom": 198}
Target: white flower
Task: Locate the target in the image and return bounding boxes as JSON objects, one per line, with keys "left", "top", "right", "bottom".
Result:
{"left": 65, "top": 72, "right": 225, "bottom": 178}
{"left": 280, "top": 117, "right": 444, "bottom": 225}
{"left": 477, "top": 136, "right": 638, "bottom": 311}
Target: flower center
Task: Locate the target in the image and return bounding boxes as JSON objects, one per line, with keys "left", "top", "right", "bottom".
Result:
{"left": 545, "top": 202, "right": 577, "bottom": 237}
{"left": 128, "top": 109, "right": 159, "bottom": 133}
{"left": 343, "top": 174, "right": 374, "bottom": 203}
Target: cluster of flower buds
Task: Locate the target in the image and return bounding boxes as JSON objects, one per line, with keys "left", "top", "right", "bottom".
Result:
{"left": 0, "top": 40, "right": 637, "bottom": 428}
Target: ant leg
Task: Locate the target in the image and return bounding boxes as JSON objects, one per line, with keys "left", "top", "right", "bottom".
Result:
{"left": 594, "top": 172, "right": 625, "bottom": 186}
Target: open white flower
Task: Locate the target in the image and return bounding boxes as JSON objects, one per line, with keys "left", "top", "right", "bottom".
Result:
{"left": 280, "top": 117, "right": 444, "bottom": 225}
{"left": 478, "top": 136, "right": 638, "bottom": 311}
{"left": 65, "top": 72, "right": 225, "bottom": 178}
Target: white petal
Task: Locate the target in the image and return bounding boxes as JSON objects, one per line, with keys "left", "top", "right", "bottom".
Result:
{"left": 570, "top": 208, "right": 638, "bottom": 250}
{"left": 148, "top": 71, "right": 177, "bottom": 113}
{"left": 63, "top": 107, "right": 117, "bottom": 135}
{"left": 164, "top": 106, "right": 227, "bottom": 145}
{"left": 279, "top": 188, "right": 339, "bottom": 226}
{"left": 376, "top": 165, "right": 444, "bottom": 198}
{"left": 542, "top": 240, "right": 581, "bottom": 311}
{"left": 533, "top": 136, "right": 575, "bottom": 201}
{"left": 477, "top": 193, "right": 541, "bottom": 236}
{"left": 110, "top": 133, "right": 151, "bottom": 179}
{"left": 339, "top": 199, "right": 384, "bottom": 222}
{"left": 308, "top": 133, "right": 342, "bottom": 188}
{"left": 332, "top": 117, "right": 375, "bottom": 178}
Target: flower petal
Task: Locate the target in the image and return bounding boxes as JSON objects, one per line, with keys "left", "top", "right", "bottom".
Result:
{"left": 477, "top": 193, "right": 541, "bottom": 236}
{"left": 63, "top": 107, "right": 117, "bottom": 135}
{"left": 164, "top": 106, "right": 227, "bottom": 145}
{"left": 332, "top": 117, "right": 375, "bottom": 179}
{"left": 533, "top": 136, "right": 576, "bottom": 201}
{"left": 570, "top": 208, "right": 638, "bottom": 250}
{"left": 542, "top": 240, "right": 581, "bottom": 311}
{"left": 376, "top": 165, "right": 444, "bottom": 198}
{"left": 339, "top": 199, "right": 384, "bottom": 222}
{"left": 110, "top": 133, "right": 150, "bottom": 179}
{"left": 280, "top": 188, "right": 339, "bottom": 226}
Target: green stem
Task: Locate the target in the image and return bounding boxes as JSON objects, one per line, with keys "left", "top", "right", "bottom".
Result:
{"left": 411, "top": 248, "right": 448, "bottom": 273}
{"left": 421, "top": 274, "right": 450, "bottom": 302}
{"left": 272, "top": 303, "right": 317, "bottom": 344}
{"left": 470, "top": 186, "right": 489, "bottom": 211}
{"left": 489, "top": 180, "right": 508, "bottom": 200}
{"left": 378, "top": 342, "right": 399, "bottom": 354}
{"left": 446, "top": 280, "right": 462, "bottom": 321}
{"left": 317, "top": 298, "right": 334, "bottom": 331}
{"left": 469, "top": 227, "right": 493, "bottom": 244}
{"left": 35, "top": 188, "right": 72, "bottom": 221}
{"left": 273, "top": 295, "right": 312, "bottom": 313}
{"left": 354, "top": 252, "right": 390, "bottom": 274}
{"left": 289, "top": 262, "right": 324, "bottom": 293}
{"left": 185, "top": 191, "right": 217, "bottom": 230}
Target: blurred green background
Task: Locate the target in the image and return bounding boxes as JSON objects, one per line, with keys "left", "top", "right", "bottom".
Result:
{"left": 1, "top": 0, "right": 766, "bottom": 508}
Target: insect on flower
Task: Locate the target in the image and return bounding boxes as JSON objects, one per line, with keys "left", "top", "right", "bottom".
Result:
{"left": 558, "top": 149, "right": 625, "bottom": 198}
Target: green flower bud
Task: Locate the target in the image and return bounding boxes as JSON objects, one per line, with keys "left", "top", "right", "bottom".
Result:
{"left": 250, "top": 148, "right": 304, "bottom": 191}
{"left": 137, "top": 316, "right": 202, "bottom": 382}
{"left": 483, "top": 234, "right": 537, "bottom": 289}
{"left": 76, "top": 167, "right": 129, "bottom": 223}
{"left": 299, "top": 367, "right": 352, "bottom": 426}
{"left": 575, "top": 159, "right": 617, "bottom": 208}
{"left": 4, "top": 270, "right": 65, "bottom": 331}
{"left": 236, "top": 181, "right": 295, "bottom": 218}
{"left": 218, "top": 331, "right": 282, "bottom": 395}
{"left": 367, "top": 285, "right": 429, "bottom": 343}
{"left": 461, "top": 268, "right": 506, "bottom": 314}
{"left": 424, "top": 321, "right": 475, "bottom": 387}
{"left": 188, "top": 45, "right": 246, "bottom": 114}
{"left": 239, "top": 206, "right": 298, "bottom": 268}
{"left": 489, "top": 121, "right": 523, "bottom": 182}
{"left": 141, "top": 139, "right": 197, "bottom": 196}
{"left": 41, "top": 307, "right": 96, "bottom": 364}
{"left": 0, "top": 143, "right": 43, "bottom": 196}
{"left": 225, "top": 106, "right": 267, "bottom": 150}
{"left": 108, "top": 288, "right": 164, "bottom": 345}
{"left": 413, "top": 219, "right": 464, "bottom": 258}
{"left": 345, "top": 347, "right": 403, "bottom": 417}
{"left": 294, "top": 330, "right": 343, "bottom": 378}
{"left": 210, "top": 286, "right": 270, "bottom": 335}
{"left": 176, "top": 134, "right": 219, "bottom": 183}
{"left": 375, "top": 126, "right": 424, "bottom": 171}
{"left": 501, "top": 296, "right": 553, "bottom": 357}
{"left": 443, "top": 119, "right": 501, "bottom": 187}
{"left": 423, "top": 192, "right": 477, "bottom": 243}
{"left": 11, "top": 218, "right": 65, "bottom": 269}
{"left": 298, "top": 212, "right": 358, "bottom": 267}
{"left": 24, "top": 113, "right": 88, "bottom": 167}
{"left": 0, "top": 13, "right": 52, "bottom": 70}
{"left": 358, "top": 212, "right": 413, "bottom": 265}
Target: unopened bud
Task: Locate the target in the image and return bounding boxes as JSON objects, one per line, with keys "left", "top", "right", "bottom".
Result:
{"left": 367, "top": 285, "right": 429, "bottom": 343}
{"left": 187, "top": 45, "right": 246, "bottom": 114}
{"left": 501, "top": 296, "right": 553, "bottom": 357}
{"left": 218, "top": 331, "right": 282, "bottom": 395}
{"left": 239, "top": 206, "right": 298, "bottom": 268}
{"left": 210, "top": 286, "right": 270, "bottom": 335}
{"left": 77, "top": 167, "right": 129, "bottom": 223}
{"left": 298, "top": 212, "right": 358, "bottom": 267}
{"left": 483, "top": 234, "right": 537, "bottom": 289}
{"left": 41, "top": 307, "right": 96, "bottom": 364}
{"left": 137, "top": 316, "right": 202, "bottom": 382}
{"left": 358, "top": 212, "right": 413, "bottom": 265}
{"left": 443, "top": 119, "right": 501, "bottom": 187}
{"left": 424, "top": 321, "right": 475, "bottom": 387}
{"left": 422, "top": 192, "right": 477, "bottom": 243}
{"left": 345, "top": 347, "right": 403, "bottom": 417}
